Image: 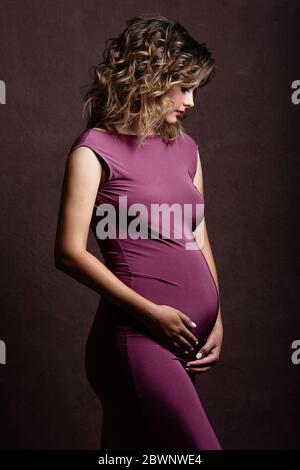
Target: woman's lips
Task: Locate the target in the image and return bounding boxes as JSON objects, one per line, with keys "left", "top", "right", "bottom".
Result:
{"left": 175, "top": 110, "right": 184, "bottom": 116}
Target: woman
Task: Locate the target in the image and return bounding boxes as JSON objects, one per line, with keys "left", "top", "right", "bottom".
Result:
{"left": 55, "top": 15, "right": 223, "bottom": 450}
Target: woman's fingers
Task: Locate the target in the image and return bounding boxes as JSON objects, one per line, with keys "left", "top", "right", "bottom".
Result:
{"left": 181, "top": 326, "right": 199, "bottom": 348}
{"left": 186, "top": 352, "right": 218, "bottom": 368}
{"left": 186, "top": 365, "right": 211, "bottom": 373}
{"left": 177, "top": 333, "right": 198, "bottom": 353}
{"left": 171, "top": 340, "right": 190, "bottom": 357}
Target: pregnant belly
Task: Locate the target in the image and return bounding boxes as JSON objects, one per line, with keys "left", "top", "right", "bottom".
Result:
{"left": 110, "top": 245, "right": 219, "bottom": 348}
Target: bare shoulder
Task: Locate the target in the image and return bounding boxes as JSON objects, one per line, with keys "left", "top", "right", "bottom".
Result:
{"left": 66, "top": 146, "right": 99, "bottom": 184}
{"left": 68, "top": 144, "right": 101, "bottom": 162}
{"left": 67, "top": 145, "right": 107, "bottom": 186}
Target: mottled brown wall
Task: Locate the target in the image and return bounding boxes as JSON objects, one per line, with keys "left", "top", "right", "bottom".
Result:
{"left": 0, "top": 0, "right": 299, "bottom": 450}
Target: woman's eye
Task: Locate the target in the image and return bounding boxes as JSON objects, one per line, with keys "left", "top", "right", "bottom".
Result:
{"left": 181, "top": 87, "right": 189, "bottom": 93}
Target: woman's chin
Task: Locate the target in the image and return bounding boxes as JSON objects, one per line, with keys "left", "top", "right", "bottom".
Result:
{"left": 164, "top": 114, "right": 178, "bottom": 124}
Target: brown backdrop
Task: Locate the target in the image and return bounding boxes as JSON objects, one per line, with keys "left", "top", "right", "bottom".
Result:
{"left": 0, "top": 0, "right": 299, "bottom": 450}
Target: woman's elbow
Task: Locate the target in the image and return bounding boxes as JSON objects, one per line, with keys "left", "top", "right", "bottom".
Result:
{"left": 54, "top": 246, "right": 81, "bottom": 271}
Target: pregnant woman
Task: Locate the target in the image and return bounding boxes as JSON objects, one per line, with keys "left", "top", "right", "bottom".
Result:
{"left": 55, "top": 15, "right": 223, "bottom": 450}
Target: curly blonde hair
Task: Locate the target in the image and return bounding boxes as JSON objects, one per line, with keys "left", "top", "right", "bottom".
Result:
{"left": 82, "top": 14, "right": 215, "bottom": 146}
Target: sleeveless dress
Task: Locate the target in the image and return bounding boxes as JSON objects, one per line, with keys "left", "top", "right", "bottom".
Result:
{"left": 68, "top": 128, "right": 222, "bottom": 450}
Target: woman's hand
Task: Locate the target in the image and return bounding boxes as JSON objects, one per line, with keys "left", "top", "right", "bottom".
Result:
{"left": 142, "top": 304, "right": 200, "bottom": 357}
{"left": 185, "top": 322, "right": 223, "bottom": 374}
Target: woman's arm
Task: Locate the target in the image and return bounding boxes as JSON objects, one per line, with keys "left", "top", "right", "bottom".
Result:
{"left": 192, "top": 148, "right": 223, "bottom": 331}
{"left": 185, "top": 148, "right": 223, "bottom": 372}
{"left": 54, "top": 146, "right": 158, "bottom": 324}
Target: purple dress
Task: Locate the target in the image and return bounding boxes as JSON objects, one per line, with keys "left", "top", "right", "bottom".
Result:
{"left": 68, "top": 128, "right": 222, "bottom": 450}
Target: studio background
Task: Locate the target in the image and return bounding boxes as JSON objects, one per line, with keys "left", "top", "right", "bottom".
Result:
{"left": 0, "top": 0, "right": 299, "bottom": 449}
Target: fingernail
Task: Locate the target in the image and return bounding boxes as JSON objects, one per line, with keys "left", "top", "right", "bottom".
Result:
{"left": 195, "top": 340, "right": 199, "bottom": 345}
{"left": 196, "top": 352, "right": 203, "bottom": 359}
{"left": 185, "top": 367, "right": 190, "bottom": 371}
{"left": 184, "top": 350, "right": 189, "bottom": 355}
{"left": 191, "top": 322, "right": 197, "bottom": 327}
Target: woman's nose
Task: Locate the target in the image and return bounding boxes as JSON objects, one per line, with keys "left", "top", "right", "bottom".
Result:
{"left": 184, "top": 92, "right": 194, "bottom": 108}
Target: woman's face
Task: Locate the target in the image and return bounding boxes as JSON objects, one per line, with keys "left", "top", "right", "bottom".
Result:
{"left": 164, "top": 84, "right": 196, "bottom": 124}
